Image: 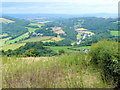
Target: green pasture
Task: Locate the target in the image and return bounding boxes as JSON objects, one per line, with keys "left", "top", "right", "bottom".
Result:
{"left": 22, "top": 36, "right": 52, "bottom": 43}
{"left": 1, "top": 43, "right": 26, "bottom": 51}
{"left": 28, "top": 23, "right": 44, "bottom": 26}
{"left": 26, "top": 27, "right": 39, "bottom": 33}
{"left": 110, "top": 31, "right": 119, "bottom": 36}
{"left": 6, "top": 33, "right": 29, "bottom": 44}
{"left": 46, "top": 46, "right": 91, "bottom": 53}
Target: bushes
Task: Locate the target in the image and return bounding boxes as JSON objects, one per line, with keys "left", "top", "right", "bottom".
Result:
{"left": 89, "top": 40, "right": 120, "bottom": 87}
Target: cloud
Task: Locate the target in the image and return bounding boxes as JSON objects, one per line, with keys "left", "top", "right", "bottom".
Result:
{"left": 2, "top": 0, "right": 119, "bottom": 14}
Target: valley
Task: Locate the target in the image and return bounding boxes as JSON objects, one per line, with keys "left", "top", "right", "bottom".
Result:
{"left": 0, "top": 15, "right": 119, "bottom": 88}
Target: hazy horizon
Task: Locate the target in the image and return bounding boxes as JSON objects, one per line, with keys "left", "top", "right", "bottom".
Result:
{"left": 1, "top": 0, "right": 118, "bottom": 15}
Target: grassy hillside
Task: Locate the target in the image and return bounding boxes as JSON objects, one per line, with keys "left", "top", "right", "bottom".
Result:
{"left": 2, "top": 40, "right": 119, "bottom": 88}
{"left": 2, "top": 52, "right": 111, "bottom": 88}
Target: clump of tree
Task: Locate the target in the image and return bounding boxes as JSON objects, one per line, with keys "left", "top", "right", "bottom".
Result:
{"left": 1, "top": 42, "right": 57, "bottom": 57}
{"left": 89, "top": 40, "right": 120, "bottom": 88}
{"left": 58, "top": 49, "right": 65, "bottom": 55}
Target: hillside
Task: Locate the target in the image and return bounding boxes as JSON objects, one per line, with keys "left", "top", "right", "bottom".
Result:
{"left": 1, "top": 16, "right": 119, "bottom": 89}
{"left": 2, "top": 40, "right": 119, "bottom": 88}
{"left": 0, "top": 18, "right": 15, "bottom": 23}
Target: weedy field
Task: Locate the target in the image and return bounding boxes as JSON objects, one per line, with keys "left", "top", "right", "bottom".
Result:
{"left": 2, "top": 40, "right": 119, "bottom": 88}
{"left": 2, "top": 52, "right": 111, "bottom": 88}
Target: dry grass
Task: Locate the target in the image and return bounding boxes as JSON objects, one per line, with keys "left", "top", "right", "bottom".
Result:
{"left": 2, "top": 53, "right": 112, "bottom": 88}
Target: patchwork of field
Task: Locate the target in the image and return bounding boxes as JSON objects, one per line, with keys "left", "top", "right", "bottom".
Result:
{"left": 75, "top": 28, "right": 95, "bottom": 40}
{"left": 0, "top": 33, "right": 8, "bottom": 38}
{"left": 22, "top": 36, "right": 52, "bottom": 43}
{"left": 6, "top": 33, "right": 29, "bottom": 44}
{"left": 0, "top": 18, "right": 14, "bottom": 23}
{"left": 1, "top": 43, "right": 26, "bottom": 51}
{"left": 51, "top": 27, "right": 65, "bottom": 34}
{"left": 42, "top": 35, "right": 64, "bottom": 43}
{"left": 0, "top": 37, "right": 11, "bottom": 47}
{"left": 110, "top": 31, "right": 119, "bottom": 36}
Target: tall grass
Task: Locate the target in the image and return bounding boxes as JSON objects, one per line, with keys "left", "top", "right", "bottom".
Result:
{"left": 2, "top": 52, "right": 111, "bottom": 88}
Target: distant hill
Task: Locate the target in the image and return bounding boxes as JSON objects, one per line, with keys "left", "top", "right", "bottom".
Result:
{"left": 0, "top": 18, "right": 14, "bottom": 23}
{"left": 2, "top": 16, "right": 30, "bottom": 38}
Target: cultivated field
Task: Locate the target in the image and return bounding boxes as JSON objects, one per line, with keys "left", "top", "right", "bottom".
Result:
{"left": 0, "top": 33, "right": 8, "bottom": 38}
{"left": 75, "top": 28, "right": 87, "bottom": 31}
{"left": 1, "top": 43, "right": 26, "bottom": 51}
{"left": 0, "top": 37, "right": 11, "bottom": 47}
{"left": 22, "top": 36, "right": 52, "bottom": 43}
{"left": 6, "top": 33, "right": 29, "bottom": 44}
{"left": 26, "top": 27, "right": 39, "bottom": 33}
{"left": 110, "top": 31, "right": 119, "bottom": 36}
{"left": 28, "top": 23, "right": 44, "bottom": 26}
{"left": 0, "top": 18, "right": 14, "bottom": 23}
{"left": 42, "top": 35, "right": 64, "bottom": 43}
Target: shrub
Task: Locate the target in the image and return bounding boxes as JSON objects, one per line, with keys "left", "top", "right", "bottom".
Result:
{"left": 89, "top": 40, "right": 120, "bottom": 88}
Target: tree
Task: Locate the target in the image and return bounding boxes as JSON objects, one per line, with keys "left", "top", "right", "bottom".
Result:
{"left": 59, "top": 49, "right": 65, "bottom": 55}
{"left": 25, "top": 48, "right": 36, "bottom": 57}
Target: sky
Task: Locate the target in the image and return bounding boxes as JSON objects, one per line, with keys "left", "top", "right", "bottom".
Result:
{"left": 1, "top": 0, "right": 119, "bottom": 14}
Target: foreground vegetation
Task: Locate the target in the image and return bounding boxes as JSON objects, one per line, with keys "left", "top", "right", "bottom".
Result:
{"left": 2, "top": 40, "right": 119, "bottom": 88}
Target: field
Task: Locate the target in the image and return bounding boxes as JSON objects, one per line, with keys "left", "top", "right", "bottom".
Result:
{"left": 51, "top": 35, "right": 64, "bottom": 41}
{"left": 46, "top": 46, "right": 73, "bottom": 53}
{"left": 2, "top": 52, "right": 111, "bottom": 88}
{"left": 38, "top": 21, "right": 51, "bottom": 24}
{"left": 22, "top": 36, "right": 52, "bottom": 43}
{"left": 0, "top": 33, "right": 8, "bottom": 38}
{"left": 42, "top": 35, "right": 64, "bottom": 43}
{"left": 0, "top": 37, "right": 11, "bottom": 47}
{"left": 110, "top": 31, "right": 119, "bottom": 36}
{"left": 77, "top": 33, "right": 82, "bottom": 40}
{"left": 72, "top": 46, "right": 90, "bottom": 49}
{"left": 26, "top": 27, "right": 39, "bottom": 33}
{"left": 28, "top": 23, "right": 44, "bottom": 26}
{"left": 75, "top": 28, "right": 87, "bottom": 31}
{"left": 1, "top": 43, "right": 26, "bottom": 51}
{"left": 51, "top": 27, "right": 65, "bottom": 34}
{"left": 6, "top": 33, "right": 29, "bottom": 44}
{"left": 0, "top": 18, "right": 14, "bottom": 23}
{"left": 46, "top": 46, "right": 90, "bottom": 53}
